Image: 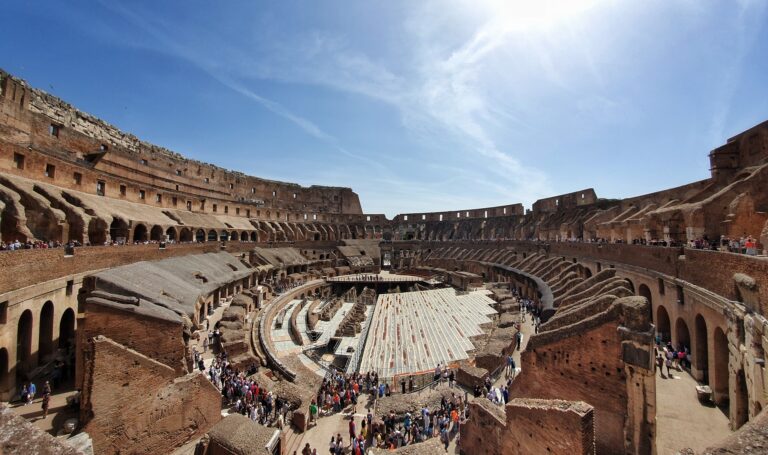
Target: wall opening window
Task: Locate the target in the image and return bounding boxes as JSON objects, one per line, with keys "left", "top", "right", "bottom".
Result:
{"left": 466, "top": 211, "right": 469, "bottom": 217}
{"left": 49, "top": 124, "right": 60, "bottom": 137}
{"left": 677, "top": 285, "right": 685, "bottom": 305}
{"left": 176, "top": 169, "right": 182, "bottom": 176}
{"left": 303, "top": 214, "right": 308, "bottom": 220}
{"left": 439, "top": 214, "right": 443, "bottom": 221}
{"left": 366, "top": 216, "right": 371, "bottom": 222}
{"left": 13, "top": 153, "right": 24, "bottom": 170}
{"left": 155, "top": 193, "right": 162, "bottom": 203}
{"left": 457, "top": 212, "right": 461, "bottom": 218}
{"left": 0, "top": 301, "right": 7, "bottom": 324}
{"left": 186, "top": 201, "right": 192, "bottom": 211}
{"left": 422, "top": 214, "right": 426, "bottom": 220}
{"left": 66, "top": 280, "right": 74, "bottom": 296}
{"left": 200, "top": 201, "right": 206, "bottom": 210}
{"left": 44, "top": 164, "right": 56, "bottom": 178}
{"left": 100, "top": 144, "right": 108, "bottom": 151}
{"left": 272, "top": 190, "right": 277, "bottom": 197}
{"left": 246, "top": 209, "right": 251, "bottom": 217}
{"left": 140, "top": 159, "right": 148, "bottom": 165}
{"left": 96, "top": 180, "right": 105, "bottom": 196}
{"left": 658, "top": 278, "right": 665, "bottom": 295}
{"left": 138, "top": 189, "right": 146, "bottom": 200}
{"left": 503, "top": 207, "right": 507, "bottom": 215}
{"left": 175, "top": 184, "right": 180, "bottom": 191}
{"left": 212, "top": 204, "right": 218, "bottom": 213}
{"left": 293, "top": 193, "right": 297, "bottom": 199}
{"left": 204, "top": 177, "right": 210, "bottom": 183}
{"left": 404, "top": 215, "right": 408, "bottom": 221}
{"left": 224, "top": 206, "right": 229, "bottom": 214}
{"left": 172, "top": 196, "right": 178, "bottom": 207}
{"left": 229, "top": 183, "right": 234, "bottom": 189}
{"left": 313, "top": 214, "right": 317, "bottom": 220}
{"left": 120, "top": 185, "right": 127, "bottom": 197}
{"left": 251, "top": 187, "right": 256, "bottom": 194}
{"left": 484, "top": 210, "right": 488, "bottom": 218}
{"left": 236, "top": 208, "right": 240, "bottom": 215}
{"left": 73, "top": 172, "right": 82, "bottom": 185}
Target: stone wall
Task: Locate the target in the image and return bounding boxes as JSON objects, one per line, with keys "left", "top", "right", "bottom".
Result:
{"left": 460, "top": 398, "right": 595, "bottom": 455}
{"left": 81, "top": 336, "right": 221, "bottom": 455}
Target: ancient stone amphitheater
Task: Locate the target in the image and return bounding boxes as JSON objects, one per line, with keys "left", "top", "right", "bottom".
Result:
{"left": 1, "top": 69, "right": 767, "bottom": 455}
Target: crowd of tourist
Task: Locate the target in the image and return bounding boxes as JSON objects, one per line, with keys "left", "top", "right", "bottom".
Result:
{"left": 202, "top": 351, "right": 292, "bottom": 428}
{"left": 655, "top": 339, "right": 691, "bottom": 377}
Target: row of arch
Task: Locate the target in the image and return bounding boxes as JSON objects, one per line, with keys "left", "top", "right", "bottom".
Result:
{"left": 2, "top": 303, "right": 76, "bottom": 390}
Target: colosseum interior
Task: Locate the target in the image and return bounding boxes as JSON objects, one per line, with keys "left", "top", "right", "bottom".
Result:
{"left": 0, "top": 67, "right": 767, "bottom": 455}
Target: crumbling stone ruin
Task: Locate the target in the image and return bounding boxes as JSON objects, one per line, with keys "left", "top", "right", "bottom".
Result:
{"left": 1, "top": 68, "right": 768, "bottom": 455}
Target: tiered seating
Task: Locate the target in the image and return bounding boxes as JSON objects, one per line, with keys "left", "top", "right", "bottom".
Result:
{"left": 358, "top": 288, "right": 497, "bottom": 378}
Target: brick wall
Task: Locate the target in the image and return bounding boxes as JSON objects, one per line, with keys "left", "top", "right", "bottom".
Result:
{"left": 82, "top": 336, "right": 221, "bottom": 455}
{"left": 0, "top": 242, "right": 252, "bottom": 294}
{"left": 510, "top": 322, "right": 627, "bottom": 454}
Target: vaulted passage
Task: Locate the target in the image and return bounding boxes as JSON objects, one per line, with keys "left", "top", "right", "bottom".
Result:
{"left": 38, "top": 301, "right": 54, "bottom": 360}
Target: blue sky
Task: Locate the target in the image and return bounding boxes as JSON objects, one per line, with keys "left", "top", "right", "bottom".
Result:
{"left": 1, "top": 1, "right": 767, "bottom": 216}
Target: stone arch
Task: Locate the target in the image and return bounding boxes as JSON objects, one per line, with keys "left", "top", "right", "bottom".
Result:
{"left": 675, "top": 317, "right": 691, "bottom": 352}
{"left": 219, "top": 231, "right": 228, "bottom": 241}
{"left": 166, "top": 227, "right": 178, "bottom": 241}
{"left": 229, "top": 231, "right": 239, "bottom": 241}
{"left": 109, "top": 218, "right": 129, "bottom": 242}
{"left": 132, "top": 223, "right": 148, "bottom": 242}
{"left": 694, "top": 314, "right": 709, "bottom": 383}
{"left": 250, "top": 232, "right": 257, "bottom": 242}
{"left": 240, "top": 231, "right": 249, "bottom": 241}
{"left": 625, "top": 278, "right": 635, "bottom": 294}
{"left": 0, "top": 348, "right": 7, "bottom": 392}
{"left": 638, "top": 284, "right": 652, "bottom": 305}
{"left": 59, "top": 308, "right": 75, "bottom": 349}
{"left": 207, "top": 230, "right": 218, "bottom": 242}
{"left": 88, "top": 218, "right": 108, "bottom": 245}
{"left": 713, "top": 327, "right": 729, "bottom": 405}
{"left": 150, "top": 225, "right": 164, "bottom": 242}
{"left": 38, "top": 301, "right": 55, "bottom": 360}
{"left": 734, "top": 369, "right": 749, "bottom": 428}
{"left": 656, "top": 305, "right": 671, "bottom": 343}
{"left": 16, "top": 309, "right": 33, "bottom": 365}
{"left": 175, "top": 227, "right": 189, "bottom": 242}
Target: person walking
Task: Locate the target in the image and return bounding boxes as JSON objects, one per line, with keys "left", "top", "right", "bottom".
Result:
{"left": 42, "top": 392, "right": 51, "bottom": 418}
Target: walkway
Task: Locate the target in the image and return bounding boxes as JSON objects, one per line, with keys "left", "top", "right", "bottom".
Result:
{"left": 655, "top": 367, "right": 732, "bottom": 454}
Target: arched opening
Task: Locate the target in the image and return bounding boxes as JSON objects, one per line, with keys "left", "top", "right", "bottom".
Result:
{"left": 109, "top": 218, "right": 129, "bottom": 243}
{"left": 713, "top": 328, "right": 729, "bottom": 406}
{"left": 219, "top": 231, "right": 228, "bottom": 241}
{"left": 150, "top": 225, "right": 164, "bottom": 242}
{"left": 656, "top": 305, "right": 671, "bottom": 343}
{"left": 250, "top": 232, "right": 257, "bottom": 242}
{"left": 179, "top": 228, "right": 193, "bottom": 242}
{"left": 132, "top": 224, "right": 148, "bottom": 242}
{"left": 625, "top": 278, "right": 635, "bottom": 294}
{"left": 240, "top": 231, "right": 248, "bottom": 242}
{"left": 0, "top": 348, "right": 7, "bottom": 390}
{"left": 638, "top": 283, "right": 653, "bottom": 323}
{"left": 675, "top": 317, "right": 691, "bottom": 353}
{"left": 734, "top": 369, "right": 749, "bottom": 428}
{"left": 16, "top": 310, "right": 33, "bottom": 366}
{"left": 87, "top": 218, "right": 108, "bottom": 245}
{"left": 583, "top": 267, "right": 593, "bottom": 278}
{"left": 38, "top": 301, "right": 55, "bottom": 361}
{"left": 59, "top": 308, "right": 75, "bottom": 349}
{"left": 314, "top": 233, "right": 321, "bottom": 241}
{"left": 694, "top": 314, "right": 709, "bottom": 383}
{"left": 165, "top": 227, "right": 178, "bottom": 242}
{"left": 208, "top": 230, "right": 218, "bottom": 242}
{"left": 229, "top": 231, "right": 239, "bottom": 241}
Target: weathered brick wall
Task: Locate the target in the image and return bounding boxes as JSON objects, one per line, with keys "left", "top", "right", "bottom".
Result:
{"left": 76, "top": 304, "right": 187, "bottom": 389}
{"left": 82, "top": 336, "right": 221, "bottom": 455}
{"left": 506, "top": 399, "right": 595, "bottom": 455}
{"left": 510, "top": 322, "right": 627, "bottom": 454}
{"left": 460, "top": 398, "right": 595, "bottom": 455}
{"left": 0, "top": 242, "right": 252, "bottom": 294}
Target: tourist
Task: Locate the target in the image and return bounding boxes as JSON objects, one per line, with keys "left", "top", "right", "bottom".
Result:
{"left": 348, "top": 418, "right": 356, "bottom": 445}
{"left": 42, "top": 392, "right": 51, "bottom": 418}
{"left": 27, "top": 382, "right": 36, "bottom": 405}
